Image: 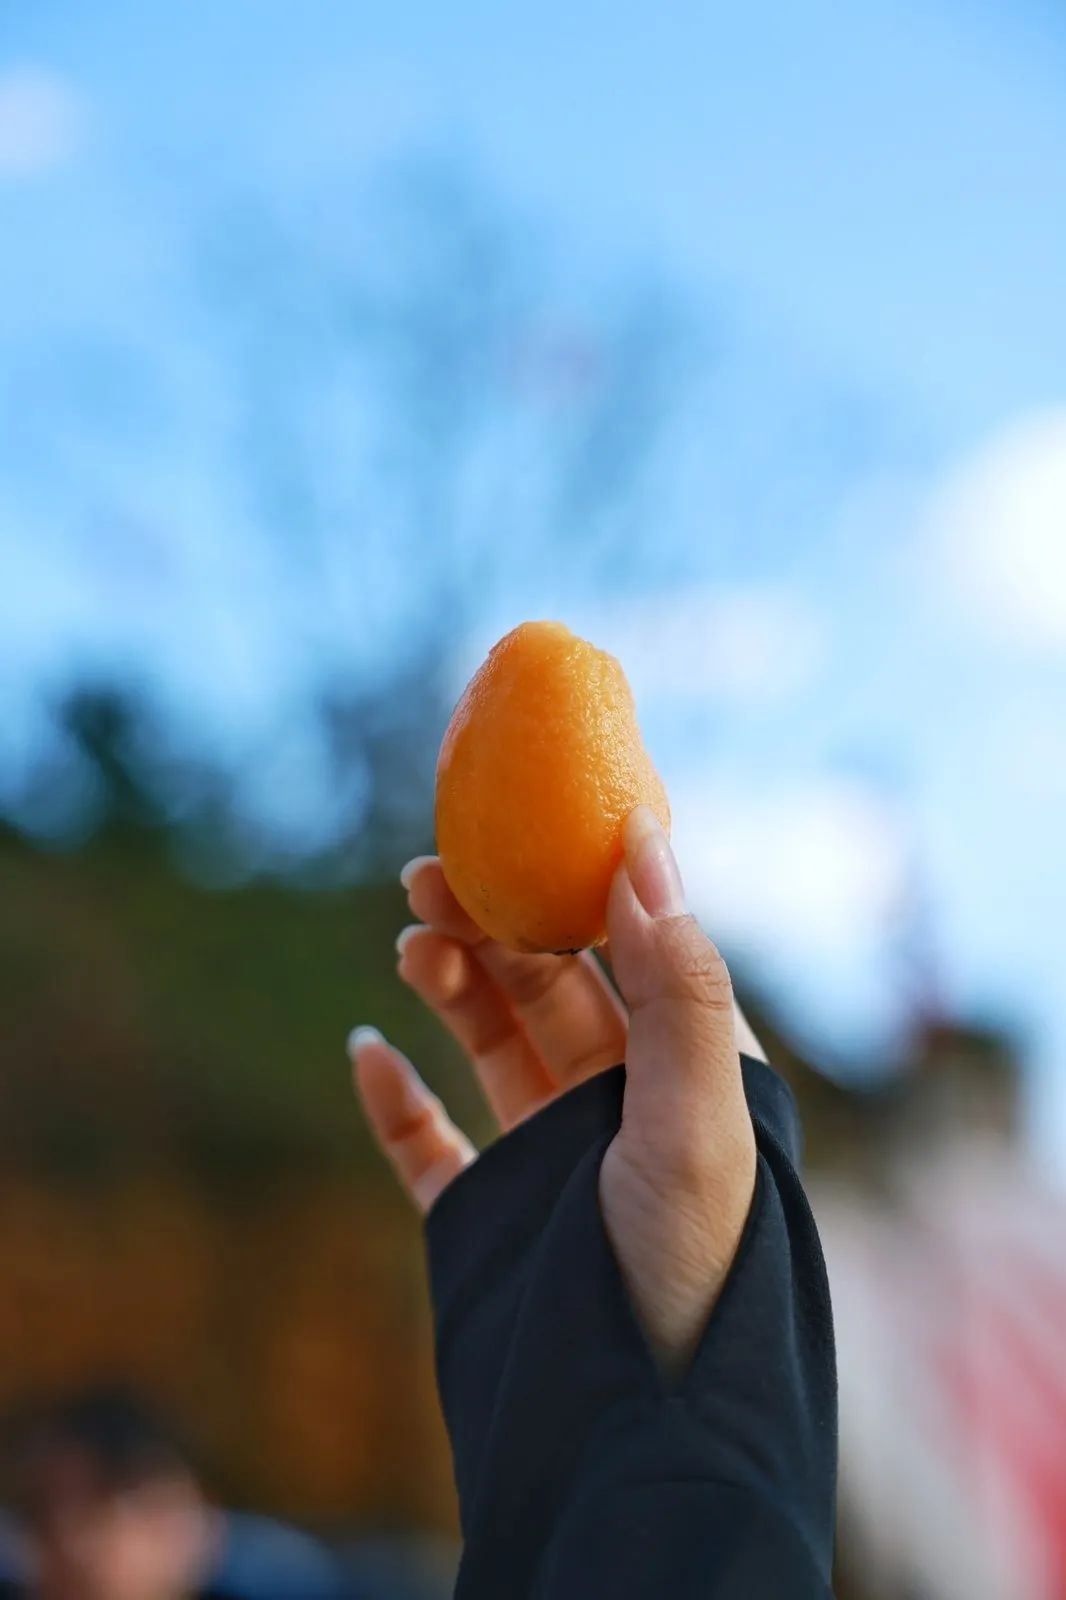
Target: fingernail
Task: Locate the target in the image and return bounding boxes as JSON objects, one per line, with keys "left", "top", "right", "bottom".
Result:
{"left": 347, "top": 1025, "right": 384, "bottom": 1058}
{"left": 400, "top": 856, "right": 435, "bottom": 891}
{"left": 624, "top": 805, "right": 686, "bottom": 919}
{"left": 395, "top": 924, "right": 422, "bottom": 956}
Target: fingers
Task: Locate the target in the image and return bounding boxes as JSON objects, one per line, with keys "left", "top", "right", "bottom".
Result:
{"left": 402, "top": 856, "right": 485, "bottom": 943}
{"left": 476, "top": 943, "right": 628, "bottom": 1087}
{"left": 349, "top": 1027, "right": 474, "bottom": 1212}
{"left": 396, "top": 927, "right": 556, "bottom": 1129}
{"left": 402, "top": 857, "right": 628, "bottom": 1093}
{"left": 607, "top": 807, "right": 754, "bottom": 1185}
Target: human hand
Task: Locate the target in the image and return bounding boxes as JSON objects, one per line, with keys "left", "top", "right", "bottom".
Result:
{"left": 351, "top": 806, "right": 759, "bottom": 1375}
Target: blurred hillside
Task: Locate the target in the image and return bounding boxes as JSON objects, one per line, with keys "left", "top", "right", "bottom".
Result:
{"left": 0, "top": 685, "right": 500, "bottom": 1532}
{"left": 0, "top": 826, "right": 461, "bottom": 1529}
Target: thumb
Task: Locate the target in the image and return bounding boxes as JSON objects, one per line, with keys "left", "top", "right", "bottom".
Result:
{"left": 607, "top": 806, "right": 753, "bottom": 1184}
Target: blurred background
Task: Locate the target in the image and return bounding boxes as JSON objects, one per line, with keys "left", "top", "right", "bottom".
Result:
{"left": 1, "top": 1, "right": 1065, "bottom": 1596}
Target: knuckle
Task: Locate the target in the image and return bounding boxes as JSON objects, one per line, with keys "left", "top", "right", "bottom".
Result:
{"left": 484, "top": 949, "right": 567, "bottom": 1007}
{"left": 562, "top": 1038, "right": 625, "bottom": 1081}
{"left": 661, "top": 927, "right": 733, "bottom": 1011}
{"left": 615, "top": 1128, "right": 715, "bottom": 1204}
{"left": 467, "top": 1015, "right": 519, "bottom": 1058}
{"left": 658, "top": 1139, "right": 713, "bottom": 1193}
{"left": 668, "top": 1114, "right": 756, "bottom": 1195}
{"left": 630, "top": 1120, "right": 753, "bottom": 1205}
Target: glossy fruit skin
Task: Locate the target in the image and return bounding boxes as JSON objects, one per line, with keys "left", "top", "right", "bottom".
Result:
{"left": 435, "top": 621, "right": 670, "bottom": 954}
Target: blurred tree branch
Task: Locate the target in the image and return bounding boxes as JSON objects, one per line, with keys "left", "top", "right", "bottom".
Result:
{"left": 4, "top": 159, "right": 697, "bottom": 879}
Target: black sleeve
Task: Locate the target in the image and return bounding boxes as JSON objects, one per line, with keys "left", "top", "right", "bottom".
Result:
{"left": 425, "top": 1058, "right": 837, "bottom": 1599}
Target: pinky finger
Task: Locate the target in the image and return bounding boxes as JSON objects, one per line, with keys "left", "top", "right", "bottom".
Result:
{"left": 349, "top": 1027, "right": 475, "bottom": 1213}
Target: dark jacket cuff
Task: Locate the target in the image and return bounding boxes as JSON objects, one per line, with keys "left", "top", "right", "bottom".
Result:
{"left": 426, "top": 1058, "right": 837, "bottom": 1598}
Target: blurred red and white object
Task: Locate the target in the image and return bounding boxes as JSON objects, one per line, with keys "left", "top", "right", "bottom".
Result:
{"left": 818, "top": 1150, "right": 1066, "bottom": 1600}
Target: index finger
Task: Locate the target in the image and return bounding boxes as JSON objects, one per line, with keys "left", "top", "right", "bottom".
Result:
{"left": 401, "top": 855, "right": 485, "bottom": 943}
{"left": 402, "top": 856, "right": 628, "bottom": 1091}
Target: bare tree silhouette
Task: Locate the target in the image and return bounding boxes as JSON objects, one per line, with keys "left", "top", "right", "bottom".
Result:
{"left": 5, "top": 161, "right": 697, "bottom": 878}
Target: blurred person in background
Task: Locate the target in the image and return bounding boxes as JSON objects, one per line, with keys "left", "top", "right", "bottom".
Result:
{"left": 0, "top": 1388, "right": 347, "bottom": 1600}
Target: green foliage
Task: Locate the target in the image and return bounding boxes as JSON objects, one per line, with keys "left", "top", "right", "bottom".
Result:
{"left": 0, "top": 827, "right": 494, "bottom": 1185}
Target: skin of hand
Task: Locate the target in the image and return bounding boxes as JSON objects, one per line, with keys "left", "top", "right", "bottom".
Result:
{"left": 351, "top": 805, "right": 760, "bottom": 1376}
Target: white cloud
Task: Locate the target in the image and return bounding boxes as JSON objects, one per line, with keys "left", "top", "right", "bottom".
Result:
{"left": 929, "top": 409, "right": 1066, "bottom": 650}
{"left": 450, "top": 586, "right": 826, "bottom": 727}
{"left": 663, "top": 771, "right": 914, "bottom": 1056}
{"left": 567, "top": 584, "right": 827, "bottom": 705}
{"left": 0, "top": 68, "right": 84, "bottom": 177}
{"left": 669, "top": 775, "right": 907, "bottom": 958}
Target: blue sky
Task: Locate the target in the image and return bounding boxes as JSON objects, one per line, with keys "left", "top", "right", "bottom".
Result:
{"left": 1, "top": 1, "right": 1065, "bottom": 1155}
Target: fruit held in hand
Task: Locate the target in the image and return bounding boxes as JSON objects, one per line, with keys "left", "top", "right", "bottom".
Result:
{"left": 435, "top": 621, "right": 670, "bottom": 953}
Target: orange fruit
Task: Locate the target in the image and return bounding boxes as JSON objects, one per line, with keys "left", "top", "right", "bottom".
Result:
{"left": 435, "top": 620, "right": 670, "bottom": 953}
